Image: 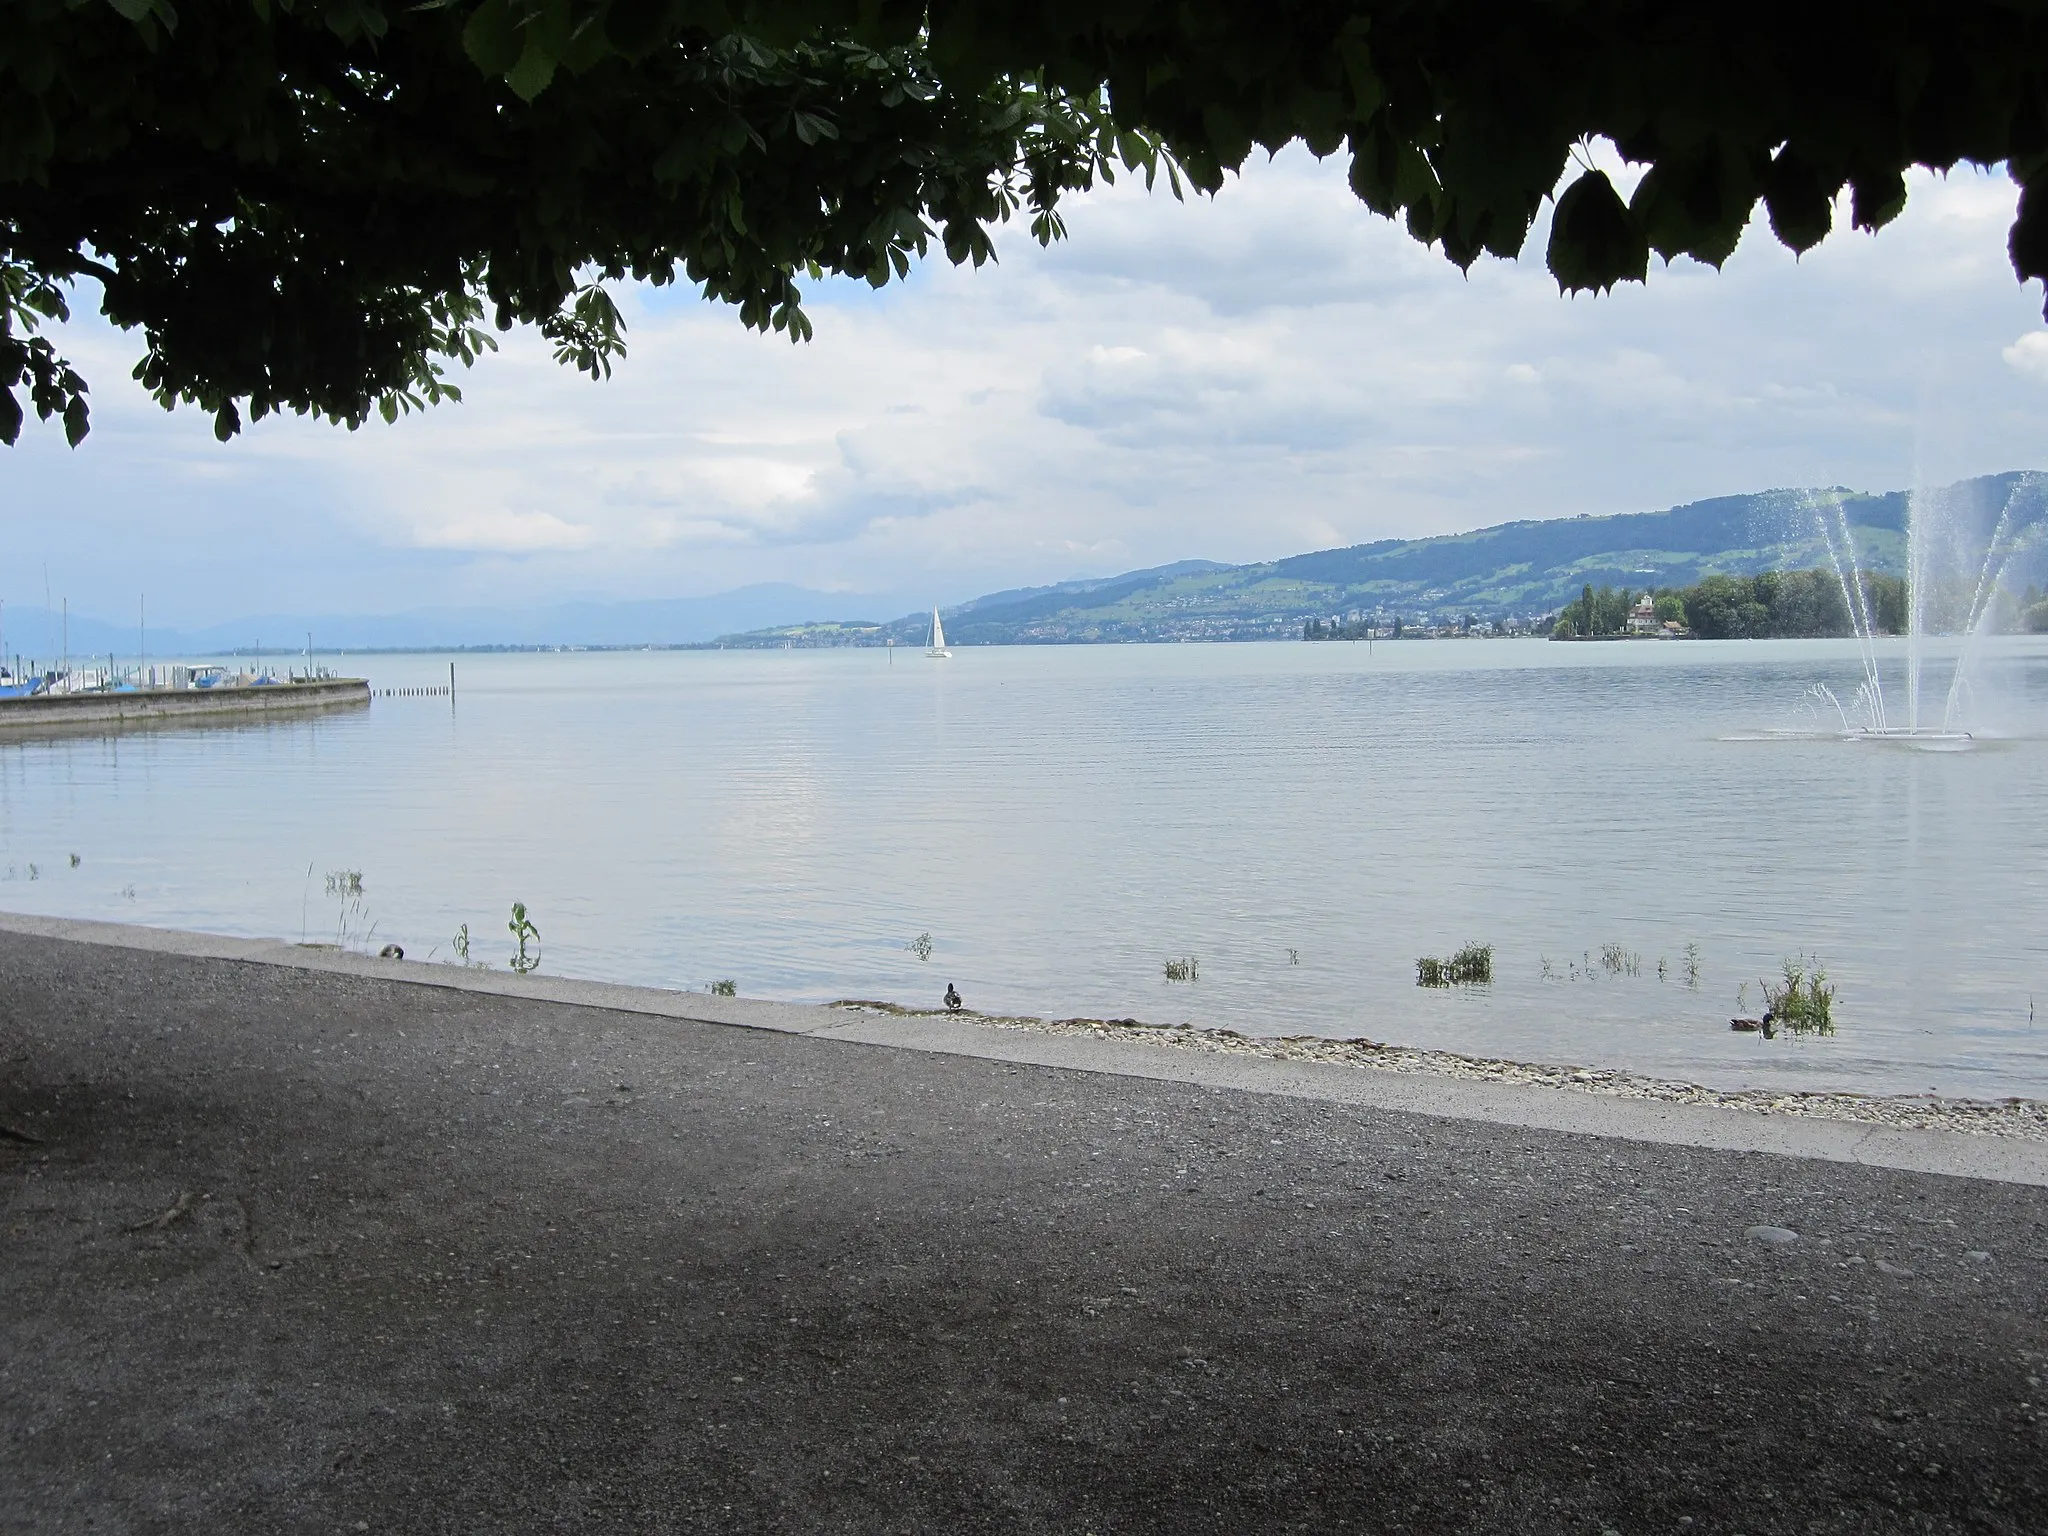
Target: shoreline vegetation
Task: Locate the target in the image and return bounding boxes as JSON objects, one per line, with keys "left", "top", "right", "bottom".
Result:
{"left": 1554, "top": 570, "right": 1872, "bottom": 641}
{"left": 1551, "top": 571, "right": 2048, "bottom": 642}
{"left": 828, "top": 1000, "right": 2048, "bottom": 1142}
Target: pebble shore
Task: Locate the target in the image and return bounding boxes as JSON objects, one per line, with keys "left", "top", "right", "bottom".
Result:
{"left": 830, "top": 1002, "right": 2048, "bottom": 1143}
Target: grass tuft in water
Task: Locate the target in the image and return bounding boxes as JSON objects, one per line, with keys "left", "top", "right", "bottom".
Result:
{"left": 1163, "top": 956, "right": 1199, "bottom": 983}
{"left": 324, "top": 870, "right": 374, "bottom": 949}
{"left": 1418, "top": 944, "right": 1492, "bottom": 987}
{"left": 1762, "top": 957, "right": 1836, "bottom": 1036}
{"left": 908, "top": 932, "right": 934, "bottom": 962}
{"left": 1598, "top": 943, "right": 1642, "bottom": 978}
{"left": 710, "top": 979, "right": 737, "bottom": 997}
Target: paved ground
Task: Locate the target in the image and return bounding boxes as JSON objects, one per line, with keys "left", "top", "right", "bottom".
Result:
{"left": 2, "top": 933, "right": 2045, "bottom": 1534}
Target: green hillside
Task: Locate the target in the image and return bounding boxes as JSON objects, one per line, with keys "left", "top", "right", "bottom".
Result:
{"left": 709, "top": 473, "right": 2044, "bottom": 647}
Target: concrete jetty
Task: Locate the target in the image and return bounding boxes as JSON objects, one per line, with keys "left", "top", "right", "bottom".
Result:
{"left": 0, "top": 676, "right": 369, "bottom": 733}
{"left": 3, "top": 918, "right": 2044, "bottom": 1532}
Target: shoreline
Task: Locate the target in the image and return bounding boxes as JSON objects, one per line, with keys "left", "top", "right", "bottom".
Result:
{"left": 3, "top": 909, "right": 2044, "bottom": 1160}
{"left": 830, "top": 1000, "right": 2048, "bottom": 1143}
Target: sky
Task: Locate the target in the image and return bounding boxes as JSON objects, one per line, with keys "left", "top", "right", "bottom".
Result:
{"left": 3, "top": 144, "right": 2047, "bottom": 630}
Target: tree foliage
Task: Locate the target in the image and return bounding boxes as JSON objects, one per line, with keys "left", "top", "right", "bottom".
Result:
{"left": 6, "top": 0, "right": 2048, "bottom": 444}
{"left": 1677, "top": 570, "right": 1913, "bottom": 638}
{"left": 1559, "top": 582, "right": 1636, "bottom": 637}
{"left": 1556, "top": 571, "right": 1913, "bottom": 638}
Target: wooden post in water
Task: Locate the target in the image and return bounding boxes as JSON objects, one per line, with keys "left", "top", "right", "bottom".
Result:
{"left": 449, "top": 662, "right": 456, "bottom": 701}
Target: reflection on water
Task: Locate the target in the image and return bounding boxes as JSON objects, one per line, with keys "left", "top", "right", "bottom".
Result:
{"left": 2, "top": 637, "right": 2045, "bottom": 1097}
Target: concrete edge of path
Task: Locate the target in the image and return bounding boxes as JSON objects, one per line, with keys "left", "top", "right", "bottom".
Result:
{"left": 5, "top": 908, "right": 2047, "bottom": 1189}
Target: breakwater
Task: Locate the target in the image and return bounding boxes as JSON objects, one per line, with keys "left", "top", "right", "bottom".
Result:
{"left": 0, "top": 677, "right": 370, "bottom": 733}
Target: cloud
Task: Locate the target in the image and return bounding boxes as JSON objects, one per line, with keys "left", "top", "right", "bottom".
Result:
{"left": 3, "top": 149, "right": 2045, "bottom": 627}
{"left": 2003, "top": 331, "right": 2048, "bottom": 381}
{"left": 410, "top": 509, "right": 597, "bottom": 552}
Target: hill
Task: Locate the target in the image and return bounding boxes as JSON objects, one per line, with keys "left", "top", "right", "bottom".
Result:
{"left": 708, "top": 474, "right": 2046, "bottom": 648}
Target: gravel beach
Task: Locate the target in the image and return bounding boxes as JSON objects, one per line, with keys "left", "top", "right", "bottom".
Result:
{"left": 4, "top": 930, "right": 2046, "bottom": 1534}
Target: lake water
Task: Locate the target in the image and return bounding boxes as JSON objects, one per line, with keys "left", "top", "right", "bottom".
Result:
{"left": 3, "top": 639, "right": 2046, "bottom": 1099}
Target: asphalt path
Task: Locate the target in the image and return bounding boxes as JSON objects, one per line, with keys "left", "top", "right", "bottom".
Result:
{"left": 2, "top": 933, "right": 2045, "bottom": 1534}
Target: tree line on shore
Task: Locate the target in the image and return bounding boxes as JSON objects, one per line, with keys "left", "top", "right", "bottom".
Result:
{"left": 1554, "top": 571, "right": 2048, "bottom": 639}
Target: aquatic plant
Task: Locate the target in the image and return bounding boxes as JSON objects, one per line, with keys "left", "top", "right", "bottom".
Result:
{"left": 324, "top": 869, "right": 372, "bottom": 949}
{"left": 1286, "top": 948, "right": 1300, "bottom": 966}
{"left": 1762, "top": 957, "right": 1836, "bottom": 1036}
{"left": 1163, "top": 956, "right": 1199, "bottom": 983}
{"left": 507, "top": 901, "right": 540, "bottom": 975}
{"left": 26, "top": 863, "right": 37, "bottom": 881}
{"left": 451, "top": 922, "right": 489, "bottom": 969}
{"left": 710, "top": 979, "right": 737, "bottom": 997}
{"left": 1598, "top": 942, "right": 1641, "bottom": 978}
{"left": 908, "top": 932, "right": 934, "bottom": 962}
{"left": 68, "top": 853, "right": 80, "bottom": 868}
{"left": 1539, "top": 955, "right": 1558, "bottom": 981}
{"left": 1451, "top": 943, "right": 1493, "bottom": 984}
{"left": 1418, "top": 944, "right": 1492, "bottom": 987}
{"left": 1683, "top": 942, "right": 1702, "bottom": 991}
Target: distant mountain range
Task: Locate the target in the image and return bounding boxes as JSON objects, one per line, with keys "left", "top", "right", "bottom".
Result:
{"left": 707, "top": 472, "right": 2047, "bottom": 648}
{"left": 0, "top": 583, "right": 910, "bottom": 665}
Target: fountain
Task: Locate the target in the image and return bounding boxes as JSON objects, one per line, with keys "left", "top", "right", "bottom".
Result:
{"left": 1803, "top": 473, "right": 2046, "bottom": 745}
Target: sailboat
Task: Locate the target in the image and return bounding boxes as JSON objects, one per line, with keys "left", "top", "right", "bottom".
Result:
{"left": 925, "top": 606, "right": 952, "bottom": 659}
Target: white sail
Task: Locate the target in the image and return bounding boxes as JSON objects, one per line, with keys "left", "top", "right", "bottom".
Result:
{"left": 926, "top": 606, "right": 951, "bottom": 658}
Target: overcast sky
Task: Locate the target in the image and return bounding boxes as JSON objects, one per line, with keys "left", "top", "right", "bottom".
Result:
{"left": 4, "top": 145, "right": 2046, "bottom": 628}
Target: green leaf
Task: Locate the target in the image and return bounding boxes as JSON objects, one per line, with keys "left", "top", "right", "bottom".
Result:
{"left": 1629, "top": 143, "right": 1759, "bottom": 268}
{"left": 1850, "top": 170, "right": 1907, "bottom": 233}
{"left": 1334, "top": 21, "right": 1383, "bottom": 118}
{"left": 1547, "top": 169, "right": 1647, "bottom": 293}
{"left": 505, "top": 38, "right": 559, "bottom": 101}
{"left": 462, "top": 0, "right": 523, "bottom": 78}
{"left": 1763, "top": 146, "right": 1835, "bottom": 254}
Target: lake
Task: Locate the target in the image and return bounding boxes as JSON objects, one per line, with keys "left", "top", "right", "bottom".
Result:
{"left": 2, "top": 638, "right": 2046, "bottom": 1098}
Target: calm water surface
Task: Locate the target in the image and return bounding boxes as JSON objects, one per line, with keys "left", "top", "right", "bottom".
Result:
{"left": 3, "top": 639, "right": 2046, "bottom": 1098}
